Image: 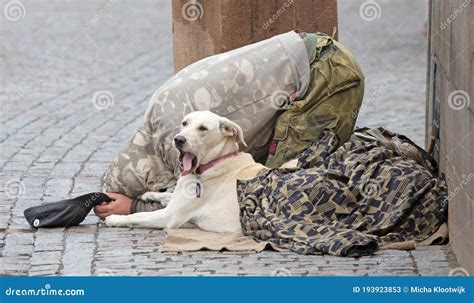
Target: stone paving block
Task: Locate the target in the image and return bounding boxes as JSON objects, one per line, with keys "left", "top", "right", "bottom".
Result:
{"left": 49, "top": 163, "right": 82, "bottom": 178}
{"left": 28, "top": 264, "right": 60, "bottom": 276}
{"left": 34, "top": 229, "right": 64, "bottom": 244}
{"left": 2, "top": 243, "right": 33, "bottom": 257}
{"left": 44, "top": 178, "right": 74, "bottom": 198}
{"left": 3, "top": 231, "right": 35, "bottom": 246}
{"left": 30, "top": 251, "right": 63, "bottom": 266}
{"left": 0, "top": 256, "right": 31, "bottom": 274}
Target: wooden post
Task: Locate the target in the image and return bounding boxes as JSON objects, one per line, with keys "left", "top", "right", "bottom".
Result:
{"left": 172, "top": 0, "right": 338, "bottom": 73}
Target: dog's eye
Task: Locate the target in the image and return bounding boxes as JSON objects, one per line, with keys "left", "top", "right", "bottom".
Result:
{"left": 198, "top": 125, "right": 208, "bottom": 131}
{"left": 182, "top": 121, "right": 187, "bottom": 127}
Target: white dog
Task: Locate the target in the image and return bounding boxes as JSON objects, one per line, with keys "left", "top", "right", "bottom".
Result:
{"left": 105, "top": 111, "right": 266, "bottom": 233}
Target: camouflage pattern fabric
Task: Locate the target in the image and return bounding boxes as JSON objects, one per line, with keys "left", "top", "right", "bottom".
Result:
{"left": 101, "top": 31, "right": 310, "bottom": 198}
{"left": 265, "top": 33, "right": 365, "bottom": 168}
{"left": 237, "top": 128, "right": 448, "bottom": 257}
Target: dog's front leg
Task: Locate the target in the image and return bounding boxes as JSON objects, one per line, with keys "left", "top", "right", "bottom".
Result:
{"left": 140, "top": 192, "right": 173, "bottom": 207}
{"left": 104, "top": 208, "right": 171, "bottom": 229}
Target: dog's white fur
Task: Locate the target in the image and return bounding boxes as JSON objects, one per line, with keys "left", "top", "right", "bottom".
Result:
{"left": 105, "top": 111, "right": 265, "bottom": 233}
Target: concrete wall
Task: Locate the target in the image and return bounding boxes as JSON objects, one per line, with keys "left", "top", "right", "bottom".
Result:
{"left": 427, "top": 0, "right": 474, "bottom": 274}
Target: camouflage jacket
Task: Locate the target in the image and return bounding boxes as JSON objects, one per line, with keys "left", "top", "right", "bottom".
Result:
{"left": 102, "top": 32, "right": 365, "bottom": 213}
{"left": 102, "top": 31, "right": 310, "bottom": 200}
{"left": 265, "top": 33, "right": 364, "bottom": 167}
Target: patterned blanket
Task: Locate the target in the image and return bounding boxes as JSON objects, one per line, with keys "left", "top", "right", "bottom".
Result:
{"left": 237, "top": 128, "right": 448, "bottom": 257}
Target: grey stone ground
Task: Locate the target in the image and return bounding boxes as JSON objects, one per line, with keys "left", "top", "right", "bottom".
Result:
{"left": 0, "top": 0, "right": 458, "bottom": 276}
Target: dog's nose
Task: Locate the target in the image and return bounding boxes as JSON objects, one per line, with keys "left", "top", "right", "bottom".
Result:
{"left": 174, "top": 135, "right": 186, "bottom": 148}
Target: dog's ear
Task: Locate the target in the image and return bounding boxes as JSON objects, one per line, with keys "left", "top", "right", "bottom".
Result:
{"left": 219, "top": 118, "right": 247, "bottom": 147}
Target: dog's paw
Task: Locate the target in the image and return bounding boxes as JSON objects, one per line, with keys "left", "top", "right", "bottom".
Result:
{"left": 140, "top": 191, "right": 172, "bottom": 207}
{"left": 104, "top": 215, "right": 129, "bottom": 227}
{"left": 140, "top": 192, "right": 159, "bottom": 202}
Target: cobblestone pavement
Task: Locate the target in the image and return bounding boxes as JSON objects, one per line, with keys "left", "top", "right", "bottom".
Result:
{"left": 0, "top": 0, "right": 458, "bottom": 276}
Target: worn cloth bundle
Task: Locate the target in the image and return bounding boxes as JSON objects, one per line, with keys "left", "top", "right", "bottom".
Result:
{"left": 237, "top": 128, "right": 448, "bottom": 257}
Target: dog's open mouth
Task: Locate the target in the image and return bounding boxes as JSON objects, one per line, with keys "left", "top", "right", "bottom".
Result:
{"left": 179, "top": 152, "right": 197, "bottom": 175}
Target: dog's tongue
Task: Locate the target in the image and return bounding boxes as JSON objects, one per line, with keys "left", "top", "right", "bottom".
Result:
{"left": 181, "top": 152, "right": 195, "bottom": 175}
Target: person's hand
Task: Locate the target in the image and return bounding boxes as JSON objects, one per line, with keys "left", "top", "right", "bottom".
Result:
{"left": 94, "top": 192, "right": 132, "bottom": 220}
